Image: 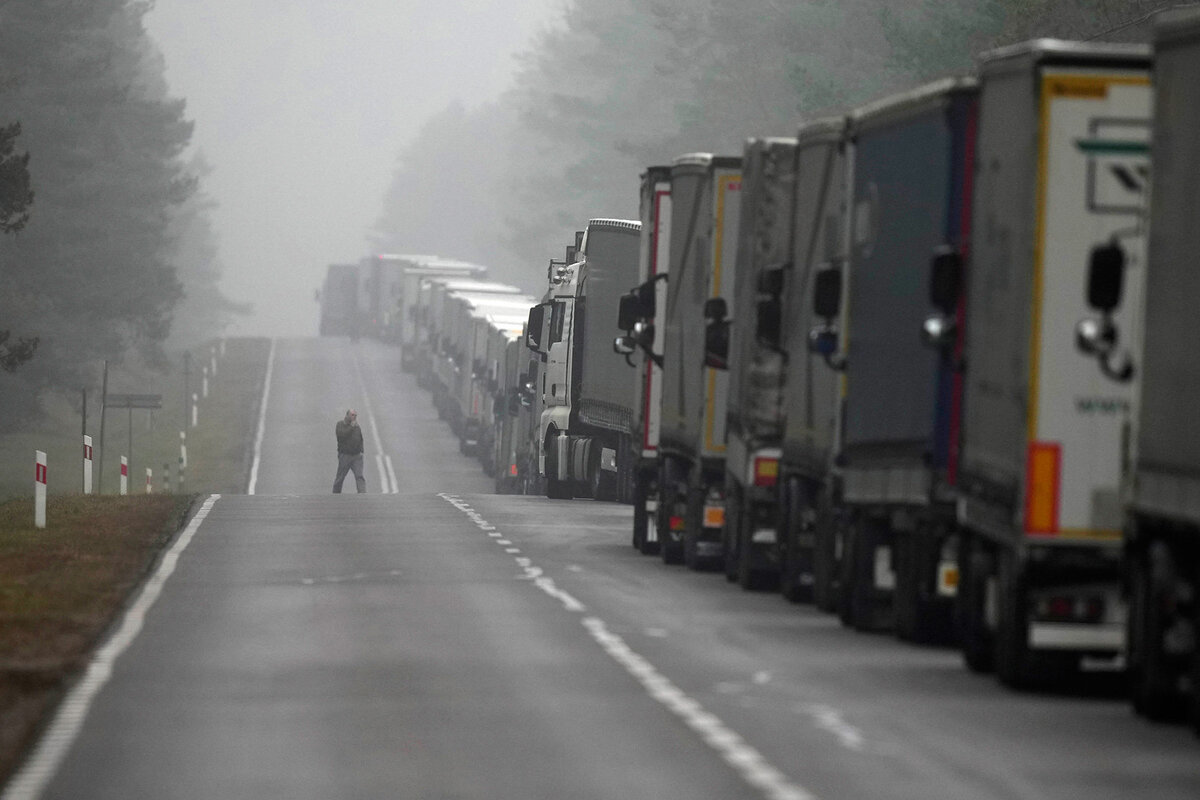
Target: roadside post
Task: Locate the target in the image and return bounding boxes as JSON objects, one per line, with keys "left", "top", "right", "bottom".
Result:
{"left": 145, "top": 467, "right": 153, "bottom": 494}
{"left": 202, "top": 365, "right": 209, "bottom": 399}
{"left": 179, "top": 431, "right": 187, "bottom": 491}
{"left": 210, "top": 345, "right": 217, "bottom": 378}
{"left": 120, "top": 456, "right": 128, "bottom": 495}
{"left": 192, "top": 393, "right": 198, "bottom": 427}
{"left": 34, "top": 451, "right": 46, "bottom": 529}
{"left": 163, "top": 462, "right": 170, "bottom": 493}
{"left": 83, "top": 435, "right": 93, "bottom": 494}
{"left": 105, "top": 394, "right": 162, "bottom": 493}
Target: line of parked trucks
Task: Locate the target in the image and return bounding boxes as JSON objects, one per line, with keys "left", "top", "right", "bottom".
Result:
{"left": 325, "top": 11, "right": 1200, "bottom": 733}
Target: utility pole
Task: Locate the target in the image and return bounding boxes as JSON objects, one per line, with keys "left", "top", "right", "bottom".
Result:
{"left": 98, "top": 360, "right": 109, "bottom": 492}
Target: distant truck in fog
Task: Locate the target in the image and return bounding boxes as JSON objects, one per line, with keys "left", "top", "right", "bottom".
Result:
{"left": 319, "top": 263, "right": 361, "bottom": 337}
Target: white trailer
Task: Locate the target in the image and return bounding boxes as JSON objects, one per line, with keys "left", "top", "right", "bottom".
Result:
{"left": 955, "top": 40, "right": 1152, "bottom": 688}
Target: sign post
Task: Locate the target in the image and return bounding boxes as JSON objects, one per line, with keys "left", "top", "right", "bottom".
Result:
{"left": 34, "top": 451, "right": 46, "bottom": 528}
{"left": 83, "top": 435, "right": 93, "bottom": 494}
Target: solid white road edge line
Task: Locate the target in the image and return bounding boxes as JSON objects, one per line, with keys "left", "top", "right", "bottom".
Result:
{"left": 246, "top": 337, "right": 276, "bottom": 495}
{"left": 1, "top": 494, "right": 222, "bottom": 800}
{"left": 435, "top": 493, "right": 817, "bottom": 800}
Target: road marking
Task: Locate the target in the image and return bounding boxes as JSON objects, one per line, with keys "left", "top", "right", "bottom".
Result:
{"left": 799, "top": 704, "right": 865, "bottom": 752}
{"left": 436, "top": 492, "right": 816, "bottom": 800}
{"left": 247, "top": 338, "right": 276, "bottom": 495}
{"left": 1, "top": 495, "right": 222, "bottom": 800}
{"left": 384, "top": 456, "right": 398, "bottom": 494}
{"left": 352, "top": 349, "right": 393, "bottom": 494}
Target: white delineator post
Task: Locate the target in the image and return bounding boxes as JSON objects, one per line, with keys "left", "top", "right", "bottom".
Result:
{"left": 34, "top": 451, "right": 47, "bottom": 529}
{"left": 120, "top": 456, "right": 128, "bottom": 496}
{"left": 179, "top": 430, "right": 187, "bottom": 490}
{"left": 83, "top": 435, "right": 93, "bottom": 494}
{"left": 191, "top": 393, "right": 198, "bottom": 427}
{"left": 210, "top": 346, "right": 217, "bottom": 378}
{"left": 220, "top": 338, "right": 226, "bottom": 357}
{"left": 145, "top": 467, "right": 153, "bottom": 494}
{"left": 202, "top": 365, "right": 209, "bottom": 398}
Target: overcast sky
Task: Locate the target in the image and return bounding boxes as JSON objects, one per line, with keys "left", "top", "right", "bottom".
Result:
{"left": 145, "top": 1, "right": 564, "bottom": 337}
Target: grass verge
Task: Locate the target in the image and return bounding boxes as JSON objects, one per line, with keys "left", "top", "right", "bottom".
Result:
{"left": 0, "top": 494, "right": 195, "bottom": 786}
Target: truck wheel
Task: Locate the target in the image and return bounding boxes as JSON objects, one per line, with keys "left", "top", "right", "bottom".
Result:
{"left": 723, "top": 484, "right": 742, "bottom": 582}
{"left": 959, "top": 534, "right": 995, "bottom": 673}
{"left": 658, "top": 460, "right": 684, "bottom": 565}
{"left": 813, "top": 491, "right": 840, "bottom": 613}
{"left": 996, "top": 551, "right": 1039, "bottom": 689}
{"left": 780, "top": 478, "right": 814, "bottom": 604}
{"left": 893, "top": 527, "right": 954, "bottom": 644}
{"left": 683, "top": 479, "right": 706, "bottom": 570}
{"left": 1129, "top": 542, "right": 1184, "bottom": 720}
{"left": 589, "top": 453, "right": 616, "bottom": 502}
{"left": 844, "top": 515, "right": 892, "bottom": 632}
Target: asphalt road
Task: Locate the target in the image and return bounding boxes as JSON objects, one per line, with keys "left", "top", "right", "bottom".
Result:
{"left": 13, "top": 337, "right": 1200, "bottom": 799}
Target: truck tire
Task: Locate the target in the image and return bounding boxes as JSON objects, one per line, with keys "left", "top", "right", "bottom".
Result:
{"left": 841, "top": 514, "right": 892, "bottom": 632}
{"left": 780, "top": 478, "right": 814, "bottom": 604}
{"left": 959, "top": 534, "right": 995, "bottom": 673}
{"left": 632, "top": 470, "right": 658, "bottom": 554}
{"left": 1129, "top": 542, "right": 1184, "bottom": 720}
{"left": 894, "top": 526, "right": 955, "bottom": 645}
{"left": 813, "top": 491, "right": 840, "bottom": 613}
{"left": 995, "top": 551, "right": 1046, "bottom": 689}
{"left": 589, "top": 450, "right": 616, "bottom": 502}
{"left": 658, "top": 459, "right": 684, "bottom": 565}
{"left": 544, "top": 436, "right": 573, "bottom": 500}
{"left": 684, "top": 479, "right": 714, "bottom": 571}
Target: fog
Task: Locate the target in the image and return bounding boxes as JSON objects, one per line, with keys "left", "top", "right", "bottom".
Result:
{"left": 145, "top": 1, "right": 564, "bottom": 338}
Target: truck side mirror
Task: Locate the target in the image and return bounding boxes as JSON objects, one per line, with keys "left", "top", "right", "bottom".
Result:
{"left": 705, "top": 319, "right": 730, "bottom": 370}
{"left": 526, "top": 304, "right": 546, "bottom": 351}
{"left": 929, "top": 246, "right": 963, "bottom": 315}
{"left": 613, "top": 336, "right": 636, "bottom": 356}
{"left": 1075, "top": 240, "right": 1133, "bottom": 383}
{"left": 617, "top": 293, "right": 638, "bottom": 331}
{"left": 704, "top": 297, "right": 728, "bottom": 322}
{"left": 756, "top": 297, "right": 781, "bottom": 348}
{"left": 757, "top": 264, "right": 786, "bottom": 296}
{"left": 813, "top": 268, "right": 841, "bottom": 320}
{"left": 1087, "top": 241, "right": 1125, "bottom": 312}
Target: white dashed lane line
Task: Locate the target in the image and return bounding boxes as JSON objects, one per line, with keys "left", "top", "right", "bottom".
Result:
{"left": 437, "top": 493, "right": 818, "bottom": 800}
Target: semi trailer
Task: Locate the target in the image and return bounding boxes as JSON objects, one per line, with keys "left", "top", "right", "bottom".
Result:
{"left": 710, "top": 138, "right": 797, "bottom": 591}
{"left": 615, "top": 166, "right": 672, "bottom": 553}
{"left": 954, "top": 40, "right": 1152, "bottom": 687}
{"left": 656, "top": 154, "right": 742, "bottom": 567}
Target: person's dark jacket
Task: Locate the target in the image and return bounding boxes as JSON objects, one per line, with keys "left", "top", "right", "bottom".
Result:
{"left": 335, "top": 420, "right": 364, "bottom": 455}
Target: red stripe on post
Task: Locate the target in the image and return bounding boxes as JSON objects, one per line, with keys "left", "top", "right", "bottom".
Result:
{"left": 35, "top": 464, "right": 47, "bottom": 484}
{"left": 121, "top": 463, "right": 128, "bottom": 477}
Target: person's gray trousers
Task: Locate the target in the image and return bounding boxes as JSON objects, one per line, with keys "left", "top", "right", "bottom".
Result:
{"left": 333, "top": 452, "right": 366, "bottom": 493}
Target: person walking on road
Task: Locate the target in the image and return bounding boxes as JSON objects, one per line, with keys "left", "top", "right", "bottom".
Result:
{"left": 333, "top": 409, "right": 366, "bottom": 493}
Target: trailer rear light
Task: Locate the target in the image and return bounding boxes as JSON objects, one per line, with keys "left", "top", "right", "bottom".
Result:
{"left": 1034, "top": 595, "right": 1105, "bottom": 624}
{"left": 510, "top": 464, "right": 518, "bottom": 476}
{"left": 753, "top": 456, "right": 779, "bottom": 487}
{"left": 670, "top": 516, "right": 685, "bottom": 531}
